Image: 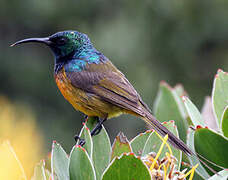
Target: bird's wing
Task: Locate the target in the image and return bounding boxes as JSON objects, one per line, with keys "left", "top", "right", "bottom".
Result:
{"left": 65, "top": 61, "right": 150, "bottom": 115}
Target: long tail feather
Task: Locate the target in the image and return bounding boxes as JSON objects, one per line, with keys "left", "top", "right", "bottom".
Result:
{"left": 142, "top": 112, "right": 193, "bottom": 155}
{"left": 141, "top": 112, "right": 226, "bottom": 175}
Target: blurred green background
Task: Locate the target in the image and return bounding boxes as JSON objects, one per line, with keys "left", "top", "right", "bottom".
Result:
{"left": 1, "top": 0, "right": 228, "bottom": 154}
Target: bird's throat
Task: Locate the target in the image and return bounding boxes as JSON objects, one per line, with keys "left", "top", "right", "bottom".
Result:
{"left": 54, "top": 47, "right": 107, "bottom": 74}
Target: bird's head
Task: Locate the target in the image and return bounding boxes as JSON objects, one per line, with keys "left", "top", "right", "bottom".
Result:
{"left": 11, "top": 31, "right": 92, "bottom": 60}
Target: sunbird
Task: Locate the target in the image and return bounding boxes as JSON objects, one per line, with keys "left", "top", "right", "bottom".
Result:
{"left": 11, "top": 30, "right": 193, "bottom": 155}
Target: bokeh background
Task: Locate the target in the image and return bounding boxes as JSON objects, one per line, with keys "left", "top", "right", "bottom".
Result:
{"left": 1, "top": 0, "right": 228, "bottom": 177}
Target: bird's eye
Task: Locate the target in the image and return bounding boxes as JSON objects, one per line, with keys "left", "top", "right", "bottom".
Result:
{"left": 56, "top": 38, "right": 67, "bottom": 45}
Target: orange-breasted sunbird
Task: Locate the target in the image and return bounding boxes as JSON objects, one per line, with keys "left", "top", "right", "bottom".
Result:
{"left": 11, "top": 30, "right": 193, "bottom": 155}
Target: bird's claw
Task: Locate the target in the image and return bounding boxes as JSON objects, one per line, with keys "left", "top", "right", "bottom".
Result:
{"left": 74, "top": 135, "right": 86, "bottom": 146}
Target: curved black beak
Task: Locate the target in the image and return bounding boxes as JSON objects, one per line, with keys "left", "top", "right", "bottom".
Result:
{"left": 10, "top": 37, "right": 51, "bottom": 47}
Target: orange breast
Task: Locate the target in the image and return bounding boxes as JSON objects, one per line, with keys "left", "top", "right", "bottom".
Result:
{"left": 54, "top": 68, "right": 123, "bottom": 119}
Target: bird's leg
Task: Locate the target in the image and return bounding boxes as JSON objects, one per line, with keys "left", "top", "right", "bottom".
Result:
{"left": 84, "top": 115, "right": 88, "bottom": 122}
{"left": 90, "top": 115, "right": 108, "bottom": 136}
{"left": 74, "top": 115, "right": 107, "bottom": 146}
{"left": 73, "top": 114, "right": 89, "bottom": 146}
{"left": 74, "top": 135, "right": 85, "bottom": 146}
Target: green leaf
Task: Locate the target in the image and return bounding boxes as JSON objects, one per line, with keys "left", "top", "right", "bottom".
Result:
{"left": 182, "top": 96, "right": 205, "bottom": 127}
{"left": 77, "top": 123, "right": 93, "bottom": 158}
{"left": 85, "top": 116, "right": 98, "bottom": 130}
{"left": 194, "top": 128, "right": 228, "bottom": 174}
{"left": 173, "top": 84, "right": 188, "bottom": 119}
{"left": 92, "top": 126, "right": 111, "bottom": 180}
{"left": 142, "top": 121, "right": 182, "bottom": 170}
{"left": 186, "top": 128, "right": 210, "bottom": 179}
{"left": 111, "top": 132, "right": 132, "bottom": 161}
{"left": 201, "top": 96, "right": 218, "bottom": 131}
{"left": 221, "top": 106, "right": 228, "bottom": 137}
{"left": 31, "top": 161, "right": 47, "bottom": 180}
{"left": 208, "top": 169, "right": 228, "bottom": 180}
{"left": 69, "top": 145, "right": 96, "bottom": 180}
{"left": 212, "top": 69, "right": 228, "bottom": 126}
{"left": 86, "top": 117, "right": 112, "bottom": 180}
{"left": 130, "top": 130, "right": 152, "bottom": 156}
{"left": 174, "top": 84, "right": 186, "bottom": 97}
{"left": 102, "top": 153, "right": 151, "bottom": 180}
{"left": 153, "top": 81, "right": 188, "bottom": 141}
{"left": 51, "top": 141, "right": 69, "bottom": 180}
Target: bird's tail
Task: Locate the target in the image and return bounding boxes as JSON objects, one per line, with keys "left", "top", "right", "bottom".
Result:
{"left": 142, "top": 112, "right": 193, "bottom": 156}
{"left": 141, "top": 112, "right": 225, "bottom": 174}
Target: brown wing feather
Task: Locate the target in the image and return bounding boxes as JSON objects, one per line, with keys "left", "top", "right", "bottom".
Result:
{"left": 66, "top": 61, "right": 150, "bottom": 116}
{"left": 92, "top": 74, "right": 144, "bottom": 115}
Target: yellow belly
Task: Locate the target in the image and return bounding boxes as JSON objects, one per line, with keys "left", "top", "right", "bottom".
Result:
{"left": 55, "top": 68, "right": 124, "bottom": 119}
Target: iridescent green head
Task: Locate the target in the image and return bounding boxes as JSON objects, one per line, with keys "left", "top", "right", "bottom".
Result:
{"left": 11, "top": 30, "right": 93, "bottom": 59}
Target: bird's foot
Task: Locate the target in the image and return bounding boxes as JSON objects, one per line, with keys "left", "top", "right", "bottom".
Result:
{"left": 74, "top": 115, "right": 107, "bottom": 145}
{"left": 74, "top": 135, "right": 85, "bottom": 146}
